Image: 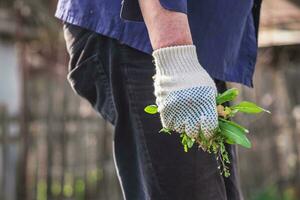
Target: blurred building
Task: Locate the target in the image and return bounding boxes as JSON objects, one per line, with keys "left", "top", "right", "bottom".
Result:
{"left": 259, "top": 0, "right": 300, "bottom": 47}
{"left": 0, "top": 9, "right": 20, "bottom": 115}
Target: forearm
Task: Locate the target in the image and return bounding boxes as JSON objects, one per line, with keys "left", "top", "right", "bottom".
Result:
{"left": 138, "top": 0, "right": 193, "bottom": 50}
{"left": 138, "top": 1, "right": 217, "bottom": 138}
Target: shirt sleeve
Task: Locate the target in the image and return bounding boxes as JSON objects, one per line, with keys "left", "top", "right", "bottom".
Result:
{"left": 120, "top": 0, "right": 187, "bottom": 21}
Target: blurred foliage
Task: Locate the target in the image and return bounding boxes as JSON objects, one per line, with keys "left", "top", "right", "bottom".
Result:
{"left": 35, "top": 169, "right": 104, "bottom": 200}
{"left": 251, "top": 185, "right": 298, "bottom": 200}
{"left": 1, "top": 0, "right": 62, "bottom": 45}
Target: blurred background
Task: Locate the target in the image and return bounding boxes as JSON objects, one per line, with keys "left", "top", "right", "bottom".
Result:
{"left": 0, "top": 0, "right": 300, "bottom": 199}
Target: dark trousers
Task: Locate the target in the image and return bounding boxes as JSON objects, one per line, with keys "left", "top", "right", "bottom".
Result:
{"left": 63, "top": 23, "right": 244, "bottom": 200}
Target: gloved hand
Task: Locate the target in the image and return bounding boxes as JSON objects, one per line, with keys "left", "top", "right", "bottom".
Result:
{"left": 152, "top": 45, "right": 218, "bottom": 139}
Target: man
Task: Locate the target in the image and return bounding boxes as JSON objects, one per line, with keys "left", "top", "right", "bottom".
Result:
{"left": 56, "top": 0, "right": 261, "bottom": 199}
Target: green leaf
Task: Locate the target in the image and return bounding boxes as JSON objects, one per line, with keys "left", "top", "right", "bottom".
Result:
{"left": 224, "top": 171, "right": 231, "bottom": 178}
{"left": 219, "top": 120, "right": 252, "bottom": 148}
{"left": 184, "top": 145, "right": 188, "bottom": 152}
{"left": 229, "top": 109, "right": 239, "bottom": 117}
{"left": 144, "top": 105, "right": 158, "bottom": 114}
{"left": 231, "top": 101, "right": 271, "bottom": 114}
{"left": 216, "top": 88, "right": 239, "bottom": 105}
{"left": 159, "top": 128, "right": 172, "bottom": 135}
{"left": 180, "top": 133, "right": 194, "bottom": 152}
{"left": 218, "top": 118, "right": 249, "bottom": 133}
{"left": 225, "top": 138, "right": 235, "bottom": 144}
{"left": 187, "top": 138, "right": 195, "bottom": 148}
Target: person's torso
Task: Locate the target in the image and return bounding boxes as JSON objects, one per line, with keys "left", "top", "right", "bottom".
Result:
{"left": 55, "top": 0, "right": 260, "bottom": 87}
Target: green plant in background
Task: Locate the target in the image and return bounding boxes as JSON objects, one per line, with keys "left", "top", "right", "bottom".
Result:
{"left": 251, "top": 185, "right": 297, "bottom": 200}
{"left": 144, "top": 88, "right": 270, "bottom": 177}
{"left": 75, "top": 179, "right": 85, "bottom": 200}
{"left": 51, "top": 180, "right": 62, "bottom": 197}
{"left": 37, "top": 180, "right": 47, "bottom": 200}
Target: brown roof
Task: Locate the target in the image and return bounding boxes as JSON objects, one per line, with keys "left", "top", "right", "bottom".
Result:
{"left": 259, "top": 0, "right": 300, "bottom": 47}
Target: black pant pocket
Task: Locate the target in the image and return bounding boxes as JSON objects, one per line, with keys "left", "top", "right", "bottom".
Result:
{"left": 67, "top": 53, "right": 116, "bottom": 123}
{"left": 64, "top": 23, "right": 117, "bottom": 123}
{"left": 67, "top": 54, "right": 101, "bottom": 106}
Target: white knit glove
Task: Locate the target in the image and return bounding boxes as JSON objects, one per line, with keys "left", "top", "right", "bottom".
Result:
{"left": 153, "top": 45, "right": 218, "bottom": 139}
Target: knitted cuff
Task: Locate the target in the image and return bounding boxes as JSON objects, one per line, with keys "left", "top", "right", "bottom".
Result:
{"left": 152, "top": 45, "right": 216, "bottom": 91}
{"left": 153, "top": 45, "right": 203, "bottom": 75}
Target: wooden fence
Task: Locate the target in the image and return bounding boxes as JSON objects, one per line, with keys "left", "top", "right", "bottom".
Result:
{"left": 0, "top": 72, "right": 122, "bottom": 200}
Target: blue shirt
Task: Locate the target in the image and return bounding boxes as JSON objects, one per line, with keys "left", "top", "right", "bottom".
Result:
{"left": 55, "top": 0, "right": 261, "bottom": 87}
